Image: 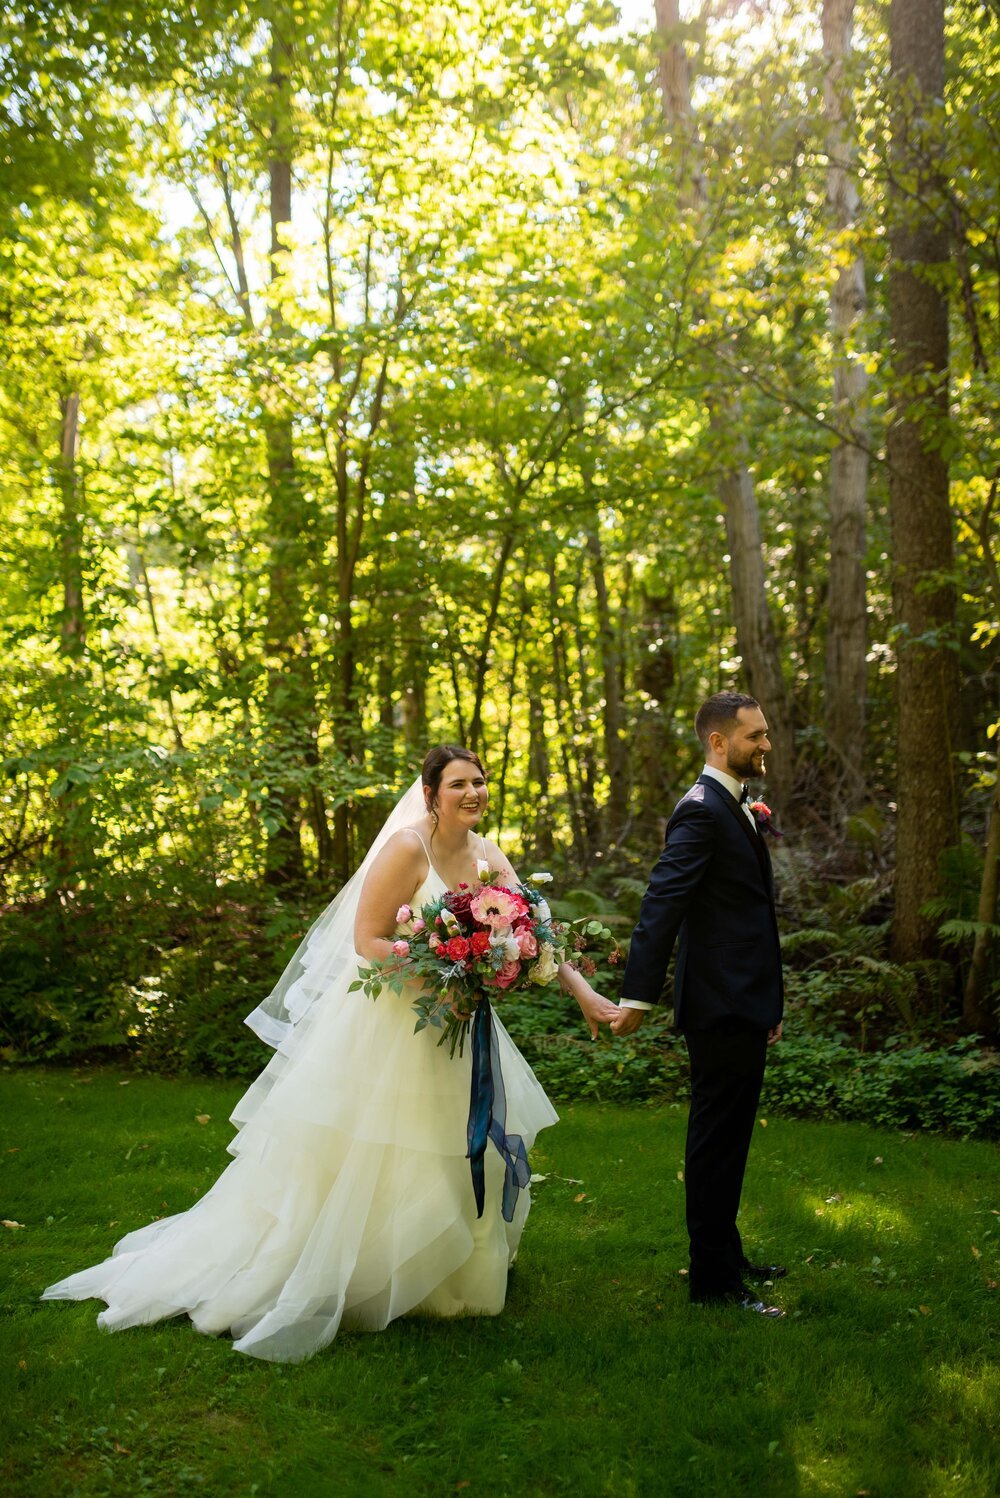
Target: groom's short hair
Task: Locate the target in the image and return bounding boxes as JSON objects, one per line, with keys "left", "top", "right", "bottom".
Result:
{"left": 695, "top": 692, "right": 760, "bottom": 750}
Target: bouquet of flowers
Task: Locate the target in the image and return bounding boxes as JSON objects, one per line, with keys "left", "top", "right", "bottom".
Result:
{"left": 350, "top": 862, "right": 567, "bottom": 1057}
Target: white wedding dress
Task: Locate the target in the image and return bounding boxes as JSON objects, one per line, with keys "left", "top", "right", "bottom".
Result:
{"left": 42, "top": 861, "right": 558, "bottom": 1362}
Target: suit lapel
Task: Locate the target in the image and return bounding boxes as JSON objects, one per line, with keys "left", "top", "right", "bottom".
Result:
{"left": 698, "top": 775, "right": 773, "bottom": 892}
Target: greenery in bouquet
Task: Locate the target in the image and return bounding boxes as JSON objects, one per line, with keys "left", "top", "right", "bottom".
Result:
{"left": 350, "top": 864, "right": 567, "bottom": 1056}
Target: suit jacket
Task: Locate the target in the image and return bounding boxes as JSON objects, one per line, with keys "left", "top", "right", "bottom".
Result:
{"left": 620, "top": 775, "right": 783, "bottom": 1032}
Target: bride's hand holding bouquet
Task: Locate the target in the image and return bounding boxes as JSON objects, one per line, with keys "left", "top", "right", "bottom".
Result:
{"left": 351, "top": 864, "right": 575, "bottom": 1056}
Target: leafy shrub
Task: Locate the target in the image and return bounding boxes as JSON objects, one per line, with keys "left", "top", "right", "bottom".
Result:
{"left": 762, "top": 1035, "right": 1000, "bottom": 1137}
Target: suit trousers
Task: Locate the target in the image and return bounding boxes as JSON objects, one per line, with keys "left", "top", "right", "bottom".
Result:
{"left": 683, "top": 1017, "right": 769, "bottom": 1300}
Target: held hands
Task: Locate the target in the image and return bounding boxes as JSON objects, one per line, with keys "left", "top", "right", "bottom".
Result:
{"left": 610, "top": 1004, "right": 646, "bottom": 1038}
{"left": 573, "top": 980, "right": 622, "bottom": 1040}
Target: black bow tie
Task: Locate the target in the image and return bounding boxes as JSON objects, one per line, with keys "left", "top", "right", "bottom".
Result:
{"left": 739, "top": 785, "right": 750, "bottom": 806}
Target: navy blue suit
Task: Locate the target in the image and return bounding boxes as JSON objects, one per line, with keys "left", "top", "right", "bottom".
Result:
{"left": 621, "top": 774, "right": 784, "bottom": 1299}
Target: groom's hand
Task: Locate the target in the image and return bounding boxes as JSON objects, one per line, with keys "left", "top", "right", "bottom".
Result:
{"left": 610, "top": 1004, "right": 646, "bottom": 1037}
{"left": 767, "top": 1021, "right": 783, "bottom": 1045}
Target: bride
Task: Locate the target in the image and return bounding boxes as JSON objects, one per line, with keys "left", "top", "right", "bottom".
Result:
{"left": 42, "top": 745, "right": 619, "bottom": 1362}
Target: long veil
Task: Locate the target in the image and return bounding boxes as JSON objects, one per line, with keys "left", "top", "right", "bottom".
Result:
{"left": 244, "top": 775, "right": 427, "bottom": 1052}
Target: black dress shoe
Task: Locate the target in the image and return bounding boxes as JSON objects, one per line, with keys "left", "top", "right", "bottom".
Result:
{"left": 691, "top": 1288, "right": 786, "bottom": 1318}
{"left": 737, "top": 1296, "right": 786, "bottom": 1318}
{"left": 742, "top": 1261, "right": 787, "bottom": 1282}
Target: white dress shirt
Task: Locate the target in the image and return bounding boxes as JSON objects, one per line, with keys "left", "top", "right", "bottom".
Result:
{"left": 618, "top": 765, "right": 754, "bottom": 1012}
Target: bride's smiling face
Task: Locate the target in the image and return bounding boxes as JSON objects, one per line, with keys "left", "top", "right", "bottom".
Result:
{"left": 432, "top": 759, "right": 488, "bottom": 831}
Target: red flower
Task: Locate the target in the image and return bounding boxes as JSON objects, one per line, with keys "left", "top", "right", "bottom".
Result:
{"left": 470, "top": 931, "right": 491, "bottom": 958}
{"left": 443, "top": 936, "right": 471, "bottom": 962}
{"left": 445, "top": 888, "right": 477, "bottom": 924}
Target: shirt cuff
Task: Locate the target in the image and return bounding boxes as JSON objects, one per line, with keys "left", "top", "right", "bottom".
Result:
{"left": 618, "top": 998, "right": 653, "bottom": 1011}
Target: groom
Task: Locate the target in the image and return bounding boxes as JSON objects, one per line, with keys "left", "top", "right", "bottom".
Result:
{"left": 611, "top": 692, "right": 786, "bottom": 1316}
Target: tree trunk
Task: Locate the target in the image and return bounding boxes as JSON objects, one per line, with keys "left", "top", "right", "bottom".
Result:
{"left": 887, "top": 0, "right": 961, "bottom": 964}
{"left": 635, "top": 583, "right": 680, "bottom": 827}
{"left": 964, "top": 732, "right": 1000, "bottom": 1035}
{"left": 262, "top": 24, "right": 314, "bottom": 885}
{"left": 57, "top": 392, "right": 85, "bottom": 658}
{"left": 585, "top": 527, "right": 629, "bottom": 844}
{"left": 525, "top": 666, "right": 555, "bottom": 865}
{"left": 653, "top": 0, "right": 794, "bottom": 815}
{"left": 822, "top": 0, "right": 869, "bottom": 809}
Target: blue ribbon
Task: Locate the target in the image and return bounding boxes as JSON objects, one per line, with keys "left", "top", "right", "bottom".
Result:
{"left": 466, "top": 1000, "right": 531, "bottom": 1223}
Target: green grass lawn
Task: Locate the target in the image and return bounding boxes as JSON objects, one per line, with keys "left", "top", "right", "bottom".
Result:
{"left": 2, "top": 1066, "right": 998, "bottom": 1497}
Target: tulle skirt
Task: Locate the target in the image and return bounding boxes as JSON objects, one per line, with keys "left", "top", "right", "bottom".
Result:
{"left": 42, "top": 966, "right": 558, "bottom": 1363}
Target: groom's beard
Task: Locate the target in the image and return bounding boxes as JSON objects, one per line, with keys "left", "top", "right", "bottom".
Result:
{"left": 728, "top": 750, "right": 766, "bottom": 781}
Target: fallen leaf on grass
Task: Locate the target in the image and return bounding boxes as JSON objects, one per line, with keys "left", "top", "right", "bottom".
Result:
{"left": 825, "top": 1194, "right": 842, "bottom": 1204}
{"left": 678, "top": 1268, "right": 688, "bottom": 1276}
{"left": 455, "top": 1482, "right": 471, "bottom": 1492}
{"left": 6, "top": 1148, "right": 20, "bottom": 1154}
{"left": 676, "top": 1170, "right": 684, "bottom": 1182}
{"left": 18, "top": 1360, "right": 27, "bottom": 1370}
{"left": 195, "top": 1115, "right": 211, "bottom": 1125}
{"left": 919, "top": 1305, "right": 932, "bottom": 1316}
{"left": 873, "top": 1157, "right": 883, "bottom": 1165}
{"left": 529, "top": 1173, "right": 548, "bottom": 1184}
{"left": 3, "top": 1220, "right": 26, "bottom": 1230}
{"left": 987, "top": 1280, "right": 997, "bottom": 1291}
{"left": 759, "top": 1118, "right": 767, "bottom": 1127}
{"left": 971, "top": 1246, "right": 981, "bottom": 1258}
{"left": 573, "top": 1193, "right": 587, "bottom": 1203}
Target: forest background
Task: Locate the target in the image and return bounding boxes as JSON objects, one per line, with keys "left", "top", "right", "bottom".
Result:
{"left": 1, "top": 0, "right": 999, "bottom": 1130}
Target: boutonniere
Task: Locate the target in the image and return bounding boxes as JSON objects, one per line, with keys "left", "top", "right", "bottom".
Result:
{"left": 749, "top": 800, "right": 783, "bottom": 838}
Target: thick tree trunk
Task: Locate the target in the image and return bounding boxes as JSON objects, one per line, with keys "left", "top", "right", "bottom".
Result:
{"left": 822, "top": 0, "right": 869, "bottom": 808}
{"left": 57, "top": 392, "right": 85, "bottom": 658}
{"left": 653, "top": 0, "right": 794, "bottom": 815}
{"left": 887, "top": 0, "right": 961, "bottom": 964}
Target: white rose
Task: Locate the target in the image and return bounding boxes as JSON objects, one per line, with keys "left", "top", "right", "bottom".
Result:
{"left": 528, "top": 872, "right": 553, "bottom": 884}
{"left": 489, "top": 929, "right": 519, "bottom": 963}
{"left": 476, "top": 859, "right": 492, "bottom": 881}
{"left": 532, "top": 898, "right": 552, "bottom": 925}
{"left": 529, "top": 944, "right": 560, "bottom": 985}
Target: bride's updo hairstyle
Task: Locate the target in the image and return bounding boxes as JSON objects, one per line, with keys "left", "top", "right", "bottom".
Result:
{"left": 421, "top": 745, "right": 486, "bottom": 820}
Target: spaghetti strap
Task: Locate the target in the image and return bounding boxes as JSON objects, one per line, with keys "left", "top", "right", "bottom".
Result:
{"left": 403, "top": 826, "right": 433, "bottom": 867}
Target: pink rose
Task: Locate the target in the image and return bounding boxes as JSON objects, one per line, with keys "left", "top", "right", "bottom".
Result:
{"left": 391, "top": 939, "right": 410, "bottom": 957}
{"left": 488, "top": 959, "right": 521, "bottom": 990}
{"left": 396, "top": 904, "right": 412, "bottom": 924}
{"left": 428, "top": 933, "right": 442, "bottom": 950}
{"left": 412, "top": 917, "right": 426, "bottom": 933}
{"left": 515, "top": 927, "right": 538, "bottom": 958}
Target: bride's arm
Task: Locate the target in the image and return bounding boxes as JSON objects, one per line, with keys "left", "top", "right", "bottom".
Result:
{"left": 354, "top": 832, "right": 426, "bottom": 963}
{"left": 482, "top": 838, "right": 620, "bottom": 1039}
